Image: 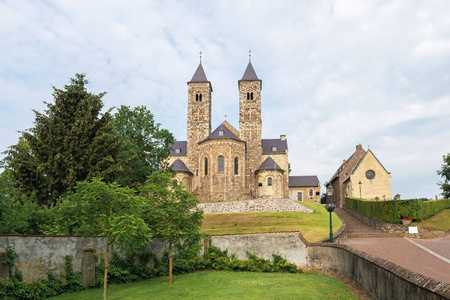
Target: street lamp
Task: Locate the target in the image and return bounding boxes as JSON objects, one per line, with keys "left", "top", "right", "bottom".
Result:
{"left": 325, "top": 185, "right": 335, "bottom": 243}
{"left": 358, "top": 181, "right": 362, "bottom": 199}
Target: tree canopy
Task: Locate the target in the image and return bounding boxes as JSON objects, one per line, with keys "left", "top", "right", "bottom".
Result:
{"left": 141, "top": 171, "right": 203, "bottom": 284}
{"left": 4, "top": 74, "right": 124, "bottom": 205}
{"left": 112, "top": 105, "right": 174, "bottom": 188}
{"left": 437, "top": 153, "right": 450, "bottom": 198}
{"left": 55, "top": 178, "right": 152, "bottom": 300}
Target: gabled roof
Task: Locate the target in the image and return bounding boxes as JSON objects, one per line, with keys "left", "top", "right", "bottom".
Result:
{"left": 349, "top": 149, "right": 391, "bottom": 177}
{"left": 188, "top": 63, "right": 209, "bottom": 83}
{"left": 261, "top": 139, "right": 288, "bottom": 154}
{"left": 329, "top": 145, "right": 366, "bottom": 183}
{"left": 170, "top": 158, "right": 192, "bottom": 174}
{"left": 289, "top": 176, "right": 320, "bottom": 187}
{"left": 256, "top": 156, "right": 284, "bottom": 172}
{"left": 201, "top": 122, "right": 242, "bottom": 143}
{"left": 240, "top": 62, "right": 260, "bottom": 81}
{"left": 169, "top": 141, "right": 187, "bottom": 156}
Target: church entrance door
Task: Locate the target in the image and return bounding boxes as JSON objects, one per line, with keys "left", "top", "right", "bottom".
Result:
{"left": 297, "top": 192, "right": 303, "bottom": 201}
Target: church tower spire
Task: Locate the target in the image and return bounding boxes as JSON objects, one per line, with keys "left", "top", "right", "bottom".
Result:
{"left": 187, "top": 55, "right": 212, "bottom": 173}
{"left": 239, "top": 56, "right": 262, "bottom": 194}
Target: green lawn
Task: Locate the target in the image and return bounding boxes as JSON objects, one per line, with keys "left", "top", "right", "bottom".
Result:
{"left": 412, "top": 209, "right": 450, "bottom": 231}
{"left": 50, "top": 271, "right": 357, "bottom": 300}
{"left": 201, "top": 202, "right": 342, "bottom": 243}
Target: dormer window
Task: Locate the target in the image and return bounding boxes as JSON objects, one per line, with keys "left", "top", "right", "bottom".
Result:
{"left": 218, "top": 130, "right": 224, "bottom": 136}
{"left": 175, "top": 148, "right": 181, "bottom": 154}
{"left": 272, "top": 146, "right": 277, "bottom": 152}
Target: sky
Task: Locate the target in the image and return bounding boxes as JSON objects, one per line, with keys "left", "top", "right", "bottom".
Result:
{"left": 1, "top": 0, "right": 449, "bottom": 199}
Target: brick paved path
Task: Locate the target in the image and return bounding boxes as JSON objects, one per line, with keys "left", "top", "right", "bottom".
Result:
{"left": 335, "top": 207, "right": 450, "bottom": 284}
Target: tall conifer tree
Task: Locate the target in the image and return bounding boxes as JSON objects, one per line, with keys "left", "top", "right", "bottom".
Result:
{"left": 5, "top": 74, "right": 123, "bottom": 205}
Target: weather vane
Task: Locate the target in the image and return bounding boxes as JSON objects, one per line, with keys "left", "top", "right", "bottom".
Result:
{"left": 224, "top": 114, "right": 228, "bottom": 120}
{"left": 248, "top": 46, "right": 252, "bottom": 62}
{"left": 199, "top": 49, "right": 202, "bottom": 63}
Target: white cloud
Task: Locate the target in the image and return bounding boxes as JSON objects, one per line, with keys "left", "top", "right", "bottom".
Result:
{"left": 1, "top": 0, "right": 449, "bottom": 198}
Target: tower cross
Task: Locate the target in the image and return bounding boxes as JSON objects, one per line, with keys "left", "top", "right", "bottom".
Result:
{"left": 224, "top": 114, "right": 228, "bottom": 120}
{"left": 248, "top": 46, "right": 252, "bottom": 62}
{"left": 199, "top": 49, "right": 202, "bottom": 63}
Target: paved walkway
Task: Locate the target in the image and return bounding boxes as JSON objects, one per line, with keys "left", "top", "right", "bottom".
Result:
{"left": 336, "top": 208, "right": 450, "bottom": 284}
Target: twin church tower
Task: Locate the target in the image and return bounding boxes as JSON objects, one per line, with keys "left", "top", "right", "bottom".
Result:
{"left": 168, "top": 58, "right": 306, "bottom": 202}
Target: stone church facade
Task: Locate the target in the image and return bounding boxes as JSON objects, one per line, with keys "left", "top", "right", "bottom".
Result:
{"left": 328, "top": 144, "right": 392, "bottom": 207}
{"left": 168, "top": 60, "right": 319, "bottom": 202}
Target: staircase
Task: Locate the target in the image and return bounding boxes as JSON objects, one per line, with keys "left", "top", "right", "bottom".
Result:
{"left": 335, "top": 207, "right": 396, "bottom": 238}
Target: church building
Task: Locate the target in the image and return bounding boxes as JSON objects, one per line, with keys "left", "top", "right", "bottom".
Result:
{"left": 168, "top": 58, "right": 319, "bottom": 203}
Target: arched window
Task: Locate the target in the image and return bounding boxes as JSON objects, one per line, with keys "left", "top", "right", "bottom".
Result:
{"left": 218, "top": 156, "right": 224, "bottom": 174}
{"left": 251, "top": 92, "right": 254, "bottom": 100}
{"left": 196, "top": 93, "right": 202, "bottom": 101}
{"left": 309, "top": 189, "right": 313, "bottom": 197}
{"left": 268, "top": 177, "right": 272, "bottom": 186}
{"left": 247, "top": 92, "right": 250, "bottom": 100}
{"left": 234, "top": 157, "right": 238, "bottom": 175}
{"left": 204, "top": 158, "right": 208, "bottom": 175}
{"left": 199, "top": 94, "right": 202, "bottom": 101}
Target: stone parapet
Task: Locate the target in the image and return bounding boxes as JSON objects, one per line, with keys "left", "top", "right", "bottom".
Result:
{"left": 198, "top": 198, "right": 314, "bottom": 214}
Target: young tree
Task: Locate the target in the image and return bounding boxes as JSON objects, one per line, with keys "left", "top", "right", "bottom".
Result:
{"left": 437, "top": 153, "right": 450, "bottom": 198}
{"left": 4, "top": 74, "right": 124, "bottom": 205}
{"left": 141, "top": 171, "right": 203, "bottom": 284}
{"left": 112, "top": 105, "right": 175, "bottom": 188}
{"left": 55, "top": 178, "right": 152, "bottom": 300}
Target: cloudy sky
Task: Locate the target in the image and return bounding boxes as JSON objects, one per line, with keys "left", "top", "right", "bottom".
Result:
{"left": 1, "top": 0, "right": 449, "bottom": 198}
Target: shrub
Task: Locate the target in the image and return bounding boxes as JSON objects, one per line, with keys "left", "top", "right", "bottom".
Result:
{"left": 346, "top": 197, "right": 450, "bottom": 222}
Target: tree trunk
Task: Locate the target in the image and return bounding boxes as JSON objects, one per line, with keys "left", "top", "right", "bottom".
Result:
{"left": 169, "top": 238, "right": 173, "bottom": 284}
{"left": 103, "top": 244, "right": 109, "bottom": 300}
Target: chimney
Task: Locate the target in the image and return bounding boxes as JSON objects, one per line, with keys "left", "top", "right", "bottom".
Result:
{"left": 280, "top": 135, "right": 286, "bottom": 141}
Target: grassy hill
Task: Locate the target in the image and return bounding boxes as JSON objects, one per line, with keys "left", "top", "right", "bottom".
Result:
{"left": 200, "top": 202, "right": 342, "bottom": 243}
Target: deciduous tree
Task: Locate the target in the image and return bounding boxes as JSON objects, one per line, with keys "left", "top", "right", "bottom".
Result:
{"left": 141, "top": 171, "right": 203, "bottom": 284}
{"left": 437, "top": 153, "right": 450, "bottom": 198}
{"left": 56, "top": 178, "right": 151, "bottom": 300}
{"left": 112, "top": 105, "right": 174, "bottom": 188}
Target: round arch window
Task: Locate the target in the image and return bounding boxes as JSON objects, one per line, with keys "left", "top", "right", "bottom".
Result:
{"left": 366, "top": 170, "right": 375, "bottom": 180}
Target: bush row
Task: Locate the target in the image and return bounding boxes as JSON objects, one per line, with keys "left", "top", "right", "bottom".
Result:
{"left": 345, "top": 197, "right": 450, "bottom": 223}
{"left": 1, "top": 245, "right": 301, "bottom": 299}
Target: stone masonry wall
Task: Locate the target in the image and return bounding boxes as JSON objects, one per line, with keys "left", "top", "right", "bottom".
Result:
{"left": 198, "top": 199, "right": 314, "bottom": 214}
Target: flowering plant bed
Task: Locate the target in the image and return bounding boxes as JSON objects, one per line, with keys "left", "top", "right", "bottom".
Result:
{"left": 401, "top": 217, "right": 412, "bottom": 225}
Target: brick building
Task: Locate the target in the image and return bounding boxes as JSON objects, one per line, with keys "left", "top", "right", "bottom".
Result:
{"left": 168, "top": 59, "right": 319, "bottom": 202}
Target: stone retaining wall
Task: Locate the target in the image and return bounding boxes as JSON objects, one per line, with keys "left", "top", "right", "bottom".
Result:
{"left": 308, "top": 243, "right": 450, "bottom": 300}
{"left": 198, "top": 198, "right": 314, "bottom": 214}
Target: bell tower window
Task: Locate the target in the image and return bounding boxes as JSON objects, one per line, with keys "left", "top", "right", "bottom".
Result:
{"left": 246, "top": 92, "right": 254, "bottom": 100}
{"left": 196, "top": 93, "right": 202, "bottom": 102}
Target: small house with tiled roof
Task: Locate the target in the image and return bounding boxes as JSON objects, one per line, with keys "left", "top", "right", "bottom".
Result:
{"left": 168, "top": 58, "right": 319, "bottom": 202}
{"left": 327, "top": 144, "right": 391, "bottom": 207}
{"left": 288, "top": 176, "right": 321, "bottom": 203}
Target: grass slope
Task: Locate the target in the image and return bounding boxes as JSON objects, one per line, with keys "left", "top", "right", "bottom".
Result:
{"left": 201, "top": 202, "right": 342, "bottom": 243}
{"left": 50, "top": 271, "right": 357, "bottom": 300}
{"left": 413, "top": 209, "right": 450, "bottom": 231}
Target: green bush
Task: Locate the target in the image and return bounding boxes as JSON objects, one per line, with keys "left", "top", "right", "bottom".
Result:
{"left": 346, "top": 197, "right": 450, "bottom": 223}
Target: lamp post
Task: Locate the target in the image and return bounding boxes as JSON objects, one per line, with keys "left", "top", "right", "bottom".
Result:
{"left": 358, "top": 181, "right": 362, "bottom": 199}
{"left": 325, "top": 185, "right": 335, "bottom": 243}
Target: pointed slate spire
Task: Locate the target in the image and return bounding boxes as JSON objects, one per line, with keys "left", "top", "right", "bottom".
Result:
{"left": 189, "top": 63, "right": 209, "bottom": 83}
{"left": 241, "top": 61, "right": 259, "bottom": 81}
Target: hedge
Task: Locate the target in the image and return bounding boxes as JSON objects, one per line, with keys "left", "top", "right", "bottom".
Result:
{"left": 345, "top": 197, "right": 450, "bottom": 223}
